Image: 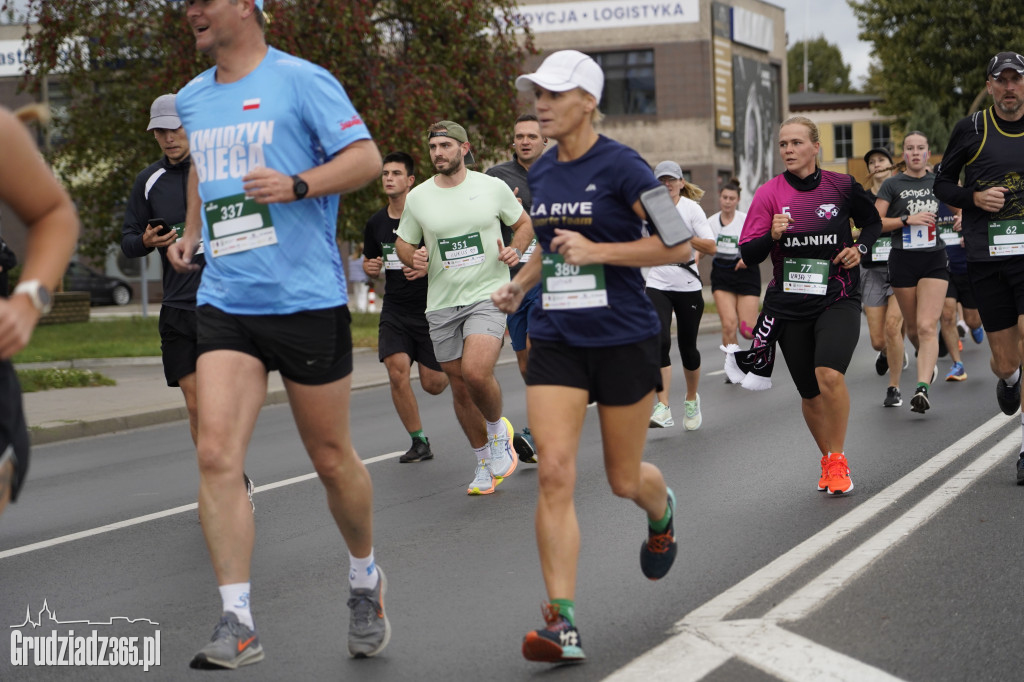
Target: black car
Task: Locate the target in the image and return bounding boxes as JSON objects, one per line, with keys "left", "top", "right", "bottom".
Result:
{"left": 65, "top": 262, "right": 133, "bottom": 306}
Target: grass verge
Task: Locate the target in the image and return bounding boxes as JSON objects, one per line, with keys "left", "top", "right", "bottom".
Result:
{"left": 13, "top": 312, "right": 381, "bottom": 365}
{"left": 17, "top": 368, "right": 116, "bottom": 393}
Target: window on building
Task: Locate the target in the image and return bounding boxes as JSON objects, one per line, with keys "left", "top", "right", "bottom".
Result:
{"left": 833, "top": 123, "right": 853, "bottom": 160}
{"left": 871, "top": 122, "right": 891, "bottom": 152}
{"left": 590, "top": 50, "right": 656, "bottom": 116}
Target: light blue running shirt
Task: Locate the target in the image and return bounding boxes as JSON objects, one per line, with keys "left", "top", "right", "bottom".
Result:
{"left": 176, "top": 46, "right": 372, "bottom": 315}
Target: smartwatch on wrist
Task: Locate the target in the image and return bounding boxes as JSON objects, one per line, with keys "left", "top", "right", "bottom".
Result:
{"left": 14, "top": 279, "right": 53, "bottom": 314}
{"left": 900, "top": 213, "right": 910, "bottom": 226}
{"left": 857, "top": 243, "right": 869, "bottom": 255}
{"left": 292, "top": 174, "right": 309, "bottom": 200}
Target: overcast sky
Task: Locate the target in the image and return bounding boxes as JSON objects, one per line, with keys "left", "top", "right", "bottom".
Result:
{"left": 770, "top": 0, "right": 873, "bottom": 89}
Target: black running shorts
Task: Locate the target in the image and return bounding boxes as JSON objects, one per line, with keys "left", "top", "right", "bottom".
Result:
{"left": 967, "top": 257, "right": 1024, "bottom": 333}
{"left": 946, "top": 271, "right": 977, "bottom": 310}
{"left": 0, "top": 360, "right": 30, "bottom": 503}
{"left": 197, "top": 304, "right": 353, "bottom": 385}
{"left": 888, "top": 248, "right": 949, "bottom": 289}
{"left": 777, "top": 298, "right": 861, "bottom": 399}
{"left": 710, "top": 261, "right": 761, "bottom": 297}
{"left": 159, "top": 305, "right": 198, "bottom": 387}
{"left": 526, "top": 335, "right": 662, "bottom": 406}
{"left": 377, "top": 303, "right": 441, "bottom": 372}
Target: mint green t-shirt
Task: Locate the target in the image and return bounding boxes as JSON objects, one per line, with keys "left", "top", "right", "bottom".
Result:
{"left": 397, "top": 170, "right": 525, "bottom": 311}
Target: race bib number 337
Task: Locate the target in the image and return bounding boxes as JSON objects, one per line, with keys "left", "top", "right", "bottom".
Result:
{"left": 204, "top": 193, "right": 277, "bottom": 257}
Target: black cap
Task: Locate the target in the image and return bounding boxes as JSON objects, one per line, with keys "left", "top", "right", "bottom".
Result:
{"left": 863, "top": 147, "right": 892, "bottom": 166}
{"left": 988, "top": 52, "right": 1024, "bottom": 78}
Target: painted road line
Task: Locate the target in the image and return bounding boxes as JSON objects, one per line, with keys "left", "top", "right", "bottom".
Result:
{"left": 679, "top": 413, "right": 1012, "bottom": 625}
{"left": 0, "top": 450, "right": 406, "bottom": 560}
{"left": 765, "top": 431, "right": 1016, "bottom": 622}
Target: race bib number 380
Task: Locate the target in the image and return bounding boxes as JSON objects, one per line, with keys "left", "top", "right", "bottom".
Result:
{"left": 989, "top": 220, "right": 1024, "bottom": 256}
{"left": 204, "top": 193, "right": 277, "bottom": 257}
{"left": 541, "top": 254, "right": 607, "bottom": 309}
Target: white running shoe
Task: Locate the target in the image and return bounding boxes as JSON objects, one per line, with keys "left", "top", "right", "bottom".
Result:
{"left": 467, "top": 460, "right": 497, "bottom": 495}
{"left": 487, "top": 417, "right": 518, "bottom": 480}
{"left": 649, "top": 402, "right": 675, "bottom": 428}
{"left": 683, "top": 394, "right": 702, "bottom": 431}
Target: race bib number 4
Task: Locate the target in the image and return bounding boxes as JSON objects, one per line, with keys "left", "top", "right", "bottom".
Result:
{"left": 989, "top": 220, "right": 1024, "bottom": 256}
{"left": 541, "top": 254, "right": 607, "bottom": 309}
{"left": 204, "top": 193, "right": 277, "bottom": 257}
{"left": 902, "top": 223, "right": 936, "bottom": 249}
{"left": 782, "top": 257, "right": 829, "bottom": 295}
{"left": 438, "top": 232, "right": 485, "bottom": 269}
{"left": 381, "top": 243, "right": 403, "bottom": 270}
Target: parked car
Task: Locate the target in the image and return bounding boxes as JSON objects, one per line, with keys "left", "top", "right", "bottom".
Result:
{"left": 65, "top": 262, "right": 132, "bottom": 306}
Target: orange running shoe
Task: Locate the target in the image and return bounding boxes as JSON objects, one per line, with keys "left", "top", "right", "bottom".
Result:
{"left": 817, "top": 454, "right": 829, "bottom": 491}
{"left": 825, "top": 452, "right": 854, "bottom": 495}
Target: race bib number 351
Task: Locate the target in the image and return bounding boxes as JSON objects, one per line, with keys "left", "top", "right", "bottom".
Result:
{"left": 204, "top": 193, "right": 277, "bottom": 257}
{"left": 438, "top": 232, "right": 485, "bottom": 269}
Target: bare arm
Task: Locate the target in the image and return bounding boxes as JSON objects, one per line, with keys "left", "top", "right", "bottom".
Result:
{"left": 0, "top": 108, "right": 79, "bottom": 358}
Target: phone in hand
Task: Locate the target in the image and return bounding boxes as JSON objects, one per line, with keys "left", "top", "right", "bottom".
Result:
{"left": 150, "top": 219, "right": 171, "bottom": 236}
{"left": 640, "top": 185, "right": 693, "bottom": 247}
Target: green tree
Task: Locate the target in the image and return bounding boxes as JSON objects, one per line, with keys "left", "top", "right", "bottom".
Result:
{"left": 787, "top": 37, "right": 853, "bottom": 93}
{"left": 850, "top": 0, "right": 1024, "bottom": 137}
{"left": 5, "top": 0, "right": 534, "bottom": 259}
{"left": 902, "top": 97, "right": 955, "bottom": 154}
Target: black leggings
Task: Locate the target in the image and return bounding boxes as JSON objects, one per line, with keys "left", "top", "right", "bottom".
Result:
{"left": 646, "top": 288, "right": 704, "bottom": 371}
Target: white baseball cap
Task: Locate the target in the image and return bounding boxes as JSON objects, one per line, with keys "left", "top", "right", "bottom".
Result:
{"left": 515, "top": 50, "right": 604, "bottom": 102}
{"left": 654, "top": 161, "right": 683, "bottom": 180}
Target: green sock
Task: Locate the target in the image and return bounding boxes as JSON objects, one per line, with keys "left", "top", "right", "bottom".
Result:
{"left": 409, "top": 429, "right": 427, "bottom": 443}
{"left": 551, "top": 598, "right": 576, "bottom": 627}
{"left": 917, "top": 381, "right": 929, "bottom": 391}
{"left": 649, "top": 496, "right": 672, "bottom": 533}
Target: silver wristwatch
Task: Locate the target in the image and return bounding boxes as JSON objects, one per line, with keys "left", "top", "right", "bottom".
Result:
{"left": 13, "top": 279, "right": 53, "bottom": 314}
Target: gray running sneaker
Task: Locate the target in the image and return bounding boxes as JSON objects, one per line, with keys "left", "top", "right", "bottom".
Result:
{"left": 189, "top": 612, "right": 264, "bottom": 669}
{"left": 348, "top": 567, "right": 391, "bottom": 658}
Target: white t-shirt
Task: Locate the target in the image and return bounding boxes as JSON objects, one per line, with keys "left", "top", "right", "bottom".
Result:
{"left": 709, "top": 210, "right": 747, "bottom": 264}
{"left": 645, "top": 196, "right": 714, "bottom": 293}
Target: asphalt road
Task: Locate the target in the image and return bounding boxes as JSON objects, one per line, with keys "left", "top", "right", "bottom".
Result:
{"left": 1, "top": 322, "right": 1020, "bottom": 681}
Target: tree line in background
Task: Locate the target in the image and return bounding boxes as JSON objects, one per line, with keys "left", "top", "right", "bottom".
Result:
{"left": 791, "top": 0, "right": 1024, "bottom": 153}
{"left": 3, "top": 0, "right": 533, "bottom": 259}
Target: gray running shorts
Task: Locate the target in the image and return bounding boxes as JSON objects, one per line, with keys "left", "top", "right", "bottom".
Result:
{"left": 425, "top": 299, "right": 507, "bottom": 363}
{"left": 860, "top": 266, "right": 893, "bottom": 308}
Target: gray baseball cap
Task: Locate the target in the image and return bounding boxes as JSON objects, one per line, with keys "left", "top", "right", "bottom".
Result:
{"left": 147, "top": 94, "right": 180, "bottom": 131}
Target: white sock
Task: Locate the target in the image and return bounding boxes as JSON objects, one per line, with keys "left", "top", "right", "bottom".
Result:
{"left": 219, "top": 583, "right": 254, "bottom": 629}
{"left": 1009, "top": 369, "right": 1021, "bottom": 386}
{"left": 349, "top": 550, "right": 379, "bottom": 590}
{"left": 486, "top": 418, "right": 505, "bottom": 439}
{"left": 473, "top": 444, "right": 489, "bottom": 462}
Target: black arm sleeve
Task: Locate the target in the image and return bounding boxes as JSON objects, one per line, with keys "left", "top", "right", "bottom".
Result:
{"left": 934, "top": 119, "right": 977, "bottom": 209}
{"left": 739, "top": 232, "right": 775, "bottom": 265}
{"left": 362, "top": 221, "right": 381, "bottom": 259}
{"left": 850, "top": 181, "right": 882, "bottom": 249}
{"left": 121, "top": 172, "right": 153, "bottom": 259}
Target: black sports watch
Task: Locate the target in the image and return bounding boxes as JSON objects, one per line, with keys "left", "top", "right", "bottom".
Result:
{"left": 292, "top": 174, "right": 309, "bottom": 200}
{"left": 900, "top": 213, "right": 910, "bottom": 226}
{"left": 856, "top": 243, "right": 869, "bottom": 255}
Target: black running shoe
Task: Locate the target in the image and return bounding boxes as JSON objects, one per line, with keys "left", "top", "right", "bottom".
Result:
{"left": 1017, "top": 456, "right": 1024, "bottom": 485}
{"left": 883, "top": 386, "right": 902, "bottom": 407}
{"left": 910, "top": 386, "right": 930, "bottom": 414}
{"left": 513, "top": 428, "right": 538, "bottom": 463}
{"left": 996, "top": 370, "right": 1022, "bottom": 416}
{"left": 640, "top": 487, "right": 677, "bottom": 580}
{"left": 522, "top": 603, "right": 585, "bottom": 663}
{"left": 874, "top": 351, "right": 888, "bottom": 376}
{"left": 399, "top": 439, "right": 433, "bottom": 463}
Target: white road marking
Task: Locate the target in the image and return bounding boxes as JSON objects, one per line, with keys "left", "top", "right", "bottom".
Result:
{"left": 604, "top": 414, "right": 1015, "bottom": 681}
{"left": 705, "top": 369, "right": 726, "bottom": 377}
{"left": 0, "top": 450, "right": 405, "bottom": 560}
